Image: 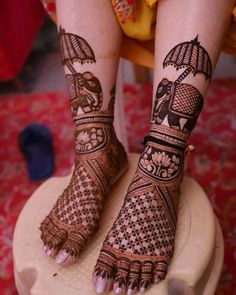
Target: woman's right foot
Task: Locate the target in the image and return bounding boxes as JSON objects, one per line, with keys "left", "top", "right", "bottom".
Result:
{"left": 40, "top": 112, "right": 128, "bottom": 266}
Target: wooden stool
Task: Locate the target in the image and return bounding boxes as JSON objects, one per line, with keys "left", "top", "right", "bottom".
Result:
{"left": 13, "top": 154, "right": 224, "bottom": 295}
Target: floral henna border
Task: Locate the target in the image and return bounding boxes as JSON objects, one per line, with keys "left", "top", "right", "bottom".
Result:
{"left": 138, "top": 143, "right": 184, "bottom": 186}
{"left": 75, "top": 126, "right": 109, "bottom": 154}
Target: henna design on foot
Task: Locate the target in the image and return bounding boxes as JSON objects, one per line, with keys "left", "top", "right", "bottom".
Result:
{"left": 94, "top": 131, "right": 183, "bottom": 294}
{"left": 40, "top": 112, "right": 128, "bottom": 265}
{"left": 94, "top": 36, "right": 212, "bottom": 294}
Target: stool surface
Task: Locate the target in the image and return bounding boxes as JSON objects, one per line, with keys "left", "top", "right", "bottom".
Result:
{"left": 13, "top": 154, "right": 222, "bottom": 295}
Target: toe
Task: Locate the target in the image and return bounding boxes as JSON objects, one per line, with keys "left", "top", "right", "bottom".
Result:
{"left": 56, "top": 230, "right": 86, "bottom": 266}
{"left": 127, "top": 260, "right": 141, "bottom": 295}
{"left": 153, "top": 259, "right": 169, "bottom": 283}
{"left": 139, "top": 261, "right": 154, "bottom": 293}
{"left": 94, "top": 248, "right": 117, "bottom": 294}
{"left": 55, "top": 249, "right": 77, "bottom": 266}
{"left": 40, "top": 216, "right": 67, "bottom": 253}
{"left": 113, "top": 258, "right": 130, "bottom": 295}
{"left": 43, "top": 245, "right": 59, "bottom": 257}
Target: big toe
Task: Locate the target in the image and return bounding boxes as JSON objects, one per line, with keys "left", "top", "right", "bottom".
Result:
{"left": 55, "top": 230, "right": 87, "bottom": 266}
{"left": 40, "top": 216, "right": 67, "bottom": 255}
{"left": 93, "top": 248, "right": 117, "bottom": 294}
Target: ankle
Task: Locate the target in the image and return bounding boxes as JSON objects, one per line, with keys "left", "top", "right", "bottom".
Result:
{"left": 149, "top": 124, "right": 188, "bottom": 151}
{"left": 73, "top": 110, "right": 114, "bottom": 126}
{"left": 139, "top": 125, "right": 187, "bottom": 187}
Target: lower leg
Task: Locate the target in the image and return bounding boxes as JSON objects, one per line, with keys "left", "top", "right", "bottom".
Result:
{"left": 94, "top": 0, "right": 235, "bottom": 294}
{"left": 40, "top": 0, "right": 128, "bottom": 265}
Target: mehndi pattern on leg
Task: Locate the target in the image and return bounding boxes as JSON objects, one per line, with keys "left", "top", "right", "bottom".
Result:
{"left": 94, "top": 35, "right": 212, "bottom": 294}
{"left": 40, "top": 19, "right": 127, "bottom": 264}
{"left": 40, "top": 111, "right": 128, "bottom": 264}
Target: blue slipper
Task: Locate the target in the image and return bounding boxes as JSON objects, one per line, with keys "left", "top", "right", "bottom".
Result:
{"left": 19, "top": 124, "right": 54, "bottom": 181}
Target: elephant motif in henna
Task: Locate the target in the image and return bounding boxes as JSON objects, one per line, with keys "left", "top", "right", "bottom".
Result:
{"left": 152, "top": 78, "right": 204, "bottom": 133}
{"left": 66, "top": 72, "right": 103, "bottom": 115}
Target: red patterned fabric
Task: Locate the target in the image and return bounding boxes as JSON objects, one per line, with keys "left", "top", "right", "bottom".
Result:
{"left": 0, "top": 0, "right": 45, "bottom": 81}
{"left": 0, "top": 79, "right": 236, "bottom": 294}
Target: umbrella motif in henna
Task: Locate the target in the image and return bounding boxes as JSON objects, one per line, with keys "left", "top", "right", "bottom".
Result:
{"left": 58, "top": 26, "right": 103, "bottom": 115}
{"left": 152, "top": 36, "right": 212, "bottom": 134}
{"left": 163, "top": 35, "right": 212, "bottom": 82}
{"left": 58, "top": 26, "right": 96, "bottom": 74}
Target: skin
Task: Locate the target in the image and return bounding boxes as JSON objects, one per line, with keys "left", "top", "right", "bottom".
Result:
{"left": 41, "top": 0, "right": 124, "bottom": 265}
{"left": 92, "top": 0, "right": 235, "bottom": 294}
{"left": 41, "top": 0, "right": 236, "bottom": 294}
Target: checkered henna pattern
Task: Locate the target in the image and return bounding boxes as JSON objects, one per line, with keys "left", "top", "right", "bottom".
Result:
{"left": 94, "top": 126, "right": 186, "bottom": 294}
{"left": 94, "top": 36, "right": 211, "bottom": 294}
{"left": 40, "top": 111, "right": 128, "bottom": 262}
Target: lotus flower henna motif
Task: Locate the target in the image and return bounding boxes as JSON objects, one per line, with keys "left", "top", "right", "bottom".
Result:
{"left": 152, "top": 152, "right": 171, "bottom": 168}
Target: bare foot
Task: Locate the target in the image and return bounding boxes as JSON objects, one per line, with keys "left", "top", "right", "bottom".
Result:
{"left": 40, "top": 113, "right": 128, "bottom": 266}
{"left": 93, "top": 135, "right": 185, "bottom": 294}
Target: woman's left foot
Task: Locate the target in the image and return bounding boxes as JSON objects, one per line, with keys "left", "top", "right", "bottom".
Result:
{"left": 93, "top": 129, "right": 186, "bottom": 294}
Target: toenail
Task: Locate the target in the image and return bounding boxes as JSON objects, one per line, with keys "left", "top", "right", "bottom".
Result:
{"left": 56, "top": 251, "right": 69, "bottom": 264}
{"left": 139, "top": 287, "right": 146, "bottom": 294}
{"left": 127, "top": 289, "right": 135, "bottom": 295}
{"left": 46, "top": 248, "right": 53, "bottom": 256}
{"left": 95, "top": 276, "right": 107, "bottom": 293}
{"left": 154, "top": 278, "right": 161, "bottom": 284}
{"left": 115, "top": 287, "right": 123, "bottom": 295}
